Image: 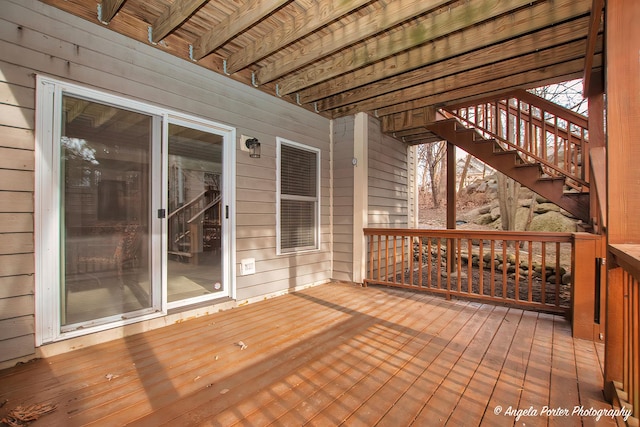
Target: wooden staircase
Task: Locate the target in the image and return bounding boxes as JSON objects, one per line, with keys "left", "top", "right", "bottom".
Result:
{"left": 424, "top": 90, "right": 591, "bottom": 223}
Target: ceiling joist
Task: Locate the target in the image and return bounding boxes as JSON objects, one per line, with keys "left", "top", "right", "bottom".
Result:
{"left": 276, "top": 0, "right": 588, "bottom": 97}
{"left": 192, "top": 0, "right": 291, "bottom": 61}
{"left": 255, "top": 0, "right": 452, "bottom": 85}
{"left": 151, "top": 0, "right": 208, "bottom": 43}
{"left": 287, "top": 0, "right": 592, "bottom": 99}
{"left": 42, "top": 0, "right": 602, "bottom": 130}
{"left": 374, "top": 54, "right": 602, "bottom": 118}
{"left": 315, "top": 18, "right": 593, "bottom": 111}
{"left": 222, "top": 0, "right": 372, "bottom": 73}
{"left": 330, "top": 39, "right": 602, "bottom": 118}
{"left": 98, "top": 0, "right": 126, "bottom": 24}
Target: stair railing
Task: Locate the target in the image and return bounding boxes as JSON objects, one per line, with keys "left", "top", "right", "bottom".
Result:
{"left": 444, "top": 89, "right": 589, "bottom": 192}
{"left": 168, "top": 190, "right": 207, "bottom": 258}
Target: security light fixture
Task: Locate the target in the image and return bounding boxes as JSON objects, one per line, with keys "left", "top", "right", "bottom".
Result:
{"left": 245, "top": 137, "right": 261, "bottom": 158}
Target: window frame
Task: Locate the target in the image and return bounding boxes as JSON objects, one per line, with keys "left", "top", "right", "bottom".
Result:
{"left": 276, "top": 137, "right": 321, "bottom": 255}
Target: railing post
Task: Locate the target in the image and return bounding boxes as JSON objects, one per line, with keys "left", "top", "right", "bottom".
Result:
{"left": 604, "top": 264, "right": 625, "bottom": 402}
{"left": 571, "top": 233, "right": 603, "bottom": 340}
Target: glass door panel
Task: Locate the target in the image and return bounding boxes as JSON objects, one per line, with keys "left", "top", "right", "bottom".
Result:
{"left": 61, "top": 95, "right": 153, "bottom": 327}
{"left": 167, "top": 123, "right": 224, "bottom": 303}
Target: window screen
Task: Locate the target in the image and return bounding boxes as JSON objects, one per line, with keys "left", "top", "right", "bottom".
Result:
{"left": 279, "top": 141, "right": 319, "bottom": 252}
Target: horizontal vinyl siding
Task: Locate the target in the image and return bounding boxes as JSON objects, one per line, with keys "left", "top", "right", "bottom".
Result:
{"left": 367, "top": 116, "right": 409, "bottom": 228}
{"left": 0, "top": 59, "right": 35, "bottom": 364}
{"left": 331, "top": 116, "right": 355, "bottom": 282}
{"left": 1, "top": 0, "right": 330, "bottom": 364}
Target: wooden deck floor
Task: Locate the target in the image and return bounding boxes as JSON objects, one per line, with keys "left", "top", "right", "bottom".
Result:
{"left": 0, "top": 283, "right": 624, "bottom": 426}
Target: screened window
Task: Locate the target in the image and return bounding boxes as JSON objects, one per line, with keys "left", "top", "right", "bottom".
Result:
{"left": 278, "top": 139, "right": 320, "bottom": 253}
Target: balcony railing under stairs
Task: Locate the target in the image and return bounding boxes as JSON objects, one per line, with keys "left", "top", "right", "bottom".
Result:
{"left": 365, "top": 228, "right": 575, "bottom": 314}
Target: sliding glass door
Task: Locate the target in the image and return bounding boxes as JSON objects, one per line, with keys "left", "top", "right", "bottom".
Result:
{"left": 166, "top": 121, "right": 226, "bottom": 306}
{"left": 60, "top": 94, "right": 157, "bottom": 329}
{"left": 36, "top": 77, "right": 234, "bottom": 343}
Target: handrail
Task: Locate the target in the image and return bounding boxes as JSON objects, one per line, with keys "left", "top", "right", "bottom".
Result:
{"left": 188, "top": 194, "right": 222, "bottom": 223}
{"left": 168, "top": 189, "right": 207, "bottom": 219}
{"left": 443, "top": 89, "right": 589, "bottom": 191}
{"left": 449, "top": 89, "right": 588, "bottom": 129}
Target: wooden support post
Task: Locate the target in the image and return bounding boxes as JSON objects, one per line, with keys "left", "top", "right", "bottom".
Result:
{"left": 605, "top": 0, "right": 640, "bottom": 405}
{"left": 588, "top": 71, "right": 605, "bottom": 227}
{"left": 571, "top": 233, "right": 602, "bottom": 341}
{"left": 446, "top": 142, "right": 456, "bottom": 230}
{"left": 447, "top": 142, "right": 456, "bottom": 273}
{"left": 604, "top": 265, "right": 624, "bottom": 402}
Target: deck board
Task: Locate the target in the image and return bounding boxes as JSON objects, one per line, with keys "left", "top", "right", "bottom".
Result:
{"left": 0, "top": 282, "right": 619, "bottom": 426}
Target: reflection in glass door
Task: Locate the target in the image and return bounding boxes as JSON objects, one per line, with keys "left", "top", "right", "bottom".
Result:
{"left": 167, "top": 123, "right": 225, "bottom": 304}
{"left": 61, "top": 95, "right": 154, "bottom": 328}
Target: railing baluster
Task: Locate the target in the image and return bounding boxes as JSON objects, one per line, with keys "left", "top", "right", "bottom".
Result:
{"left": 427, "top": 237, "right": 432, "bottom": 289}
{"left": 541, "top": 242, "right": 547, "bottom": 305}
{"left": 467, "top": 239, "right": 473, "bottom": 295}
{"left": 555, "top": 242, "right": 561, "bottom": 307}
{"left": 457, "top": 238, "right": 462, "bottom": 293}
{"left": 437, "top": 238, "right": 442, "bottom": 291}
{"left": 490, "top": 240, "right": 496, "bottom": 297}
{"left": 478, "top": 240, "right": 484, "bottom": 295}
{"left": 528, "top": 241, "right": 533, "bottom": 302}
{"left": 376, "top": 235, "right": 381, "bottom": 281}
{"left": 502, "top": 241, "right": 508, "bottom": 299}
{"left": 515, "top": 241, "right": 520, "bottom": 301}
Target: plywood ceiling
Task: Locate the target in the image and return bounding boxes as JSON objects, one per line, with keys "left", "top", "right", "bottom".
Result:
{"left": 40, "top": 0, "right": 603, "bottom": 130}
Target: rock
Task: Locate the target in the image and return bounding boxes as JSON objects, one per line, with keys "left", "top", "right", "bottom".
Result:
{"left": 519, "top": 198, "right": 532, "bottom": 208}
{"left": 529, "top": 211, "right": 577, "bottom": 233}
{"left": 536, "top": 195, "right": 549, "bottom": 204}
{"left": 560, "top": 208, "right": 577, "bottom": 219}
{"left": 535, "top": 203, "right": 561, "bottom": 214}
{"left": 562, "top": 272, "right": 572, "bottom": 285}
{"left": 490, "top": 206, "right": 501, "bottom": 221}
{"left": 474, "top": 213, "right": 494, "bottom": 225}
{"left": 478, "top": 205, "right": 491, "bottom": 215}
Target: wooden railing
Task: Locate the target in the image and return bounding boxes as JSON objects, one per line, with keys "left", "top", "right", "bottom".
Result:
{"left": 607, "top": 244, "right": 640, "bottom": 423}
{"left": 445, "top": 89, "right": 589, "bottom": 191}
{"left": 364, "top": 228, "right": 574, "bottom": 314}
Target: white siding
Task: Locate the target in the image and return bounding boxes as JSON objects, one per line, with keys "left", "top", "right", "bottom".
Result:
{"left": 0, "top": 0, "right": 331, "bottom": 366}
{"left": 332, "top": 116, "right": 356, "bottom": 281}
{"left": 367, "top": 116, "right": 410, "bottom": 228}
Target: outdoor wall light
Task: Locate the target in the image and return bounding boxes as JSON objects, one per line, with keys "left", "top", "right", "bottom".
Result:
{"left": 245, "top": 137, "right": 261, "bottom": 158}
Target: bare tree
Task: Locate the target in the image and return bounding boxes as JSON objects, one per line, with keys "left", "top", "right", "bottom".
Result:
{"left": 417, "top": 141, "right": 446, "bottom": 207}
{"left": 529, "top": 79, "right": 587, "bottom": 114}
{"left": 497, "top": 172, "right": 520, "bottom": 232}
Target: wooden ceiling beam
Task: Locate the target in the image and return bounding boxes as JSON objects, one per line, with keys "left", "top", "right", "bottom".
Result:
{"left": 151, "top": 0, "right": 208, "bottom": 43}
{"left": 329, "top": 38, "right": 600, "bottom": 117}
{"left": 281, "top": 0, "right": 592, "bottom": 97}
{"left": 316, "top": 18, "right": 591, "bottom": 111}
{"left": 98, "top": 0, "right": 126, "bottom": 24}
{"left": 192, "top": 0, "right": 291, "bottom": 61}
{"left": 221, "top": 0, "right": 371, "bottom": 73}
{"left": 255, "top": 0, "right": 452, "bottom": 85}
{"left": 369, "top": 55, "right": 602, "bottom": 118}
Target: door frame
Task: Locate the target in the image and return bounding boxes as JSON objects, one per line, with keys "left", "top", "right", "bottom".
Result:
{"left": 35, "top": 76, "right": 236, "bottom": 345}
{"left": 163, "top": 114, "right": 236, "bottom": 309}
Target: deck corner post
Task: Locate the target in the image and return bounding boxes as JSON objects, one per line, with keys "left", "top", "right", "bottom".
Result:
{"left": 571, "top": 233, "right": 602, "bottom": 341}
{"left": 603, "top": 263, "right": 624, "bottom": 402}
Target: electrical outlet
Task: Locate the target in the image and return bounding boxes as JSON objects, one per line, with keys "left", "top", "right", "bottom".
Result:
{"left": 240, "top": 258, "right": 256, "bottom": 275}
